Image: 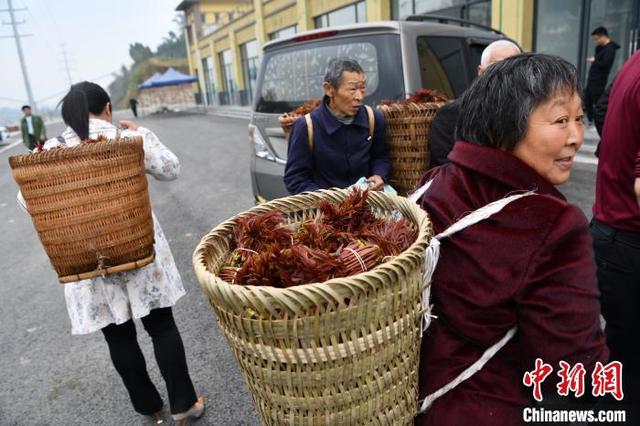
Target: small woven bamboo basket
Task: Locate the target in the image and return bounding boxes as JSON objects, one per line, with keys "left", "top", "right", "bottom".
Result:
{"left": 278, "top": 114, "right": 299, "bottom": 141}
{"left": 378, "top": 102, "right": 444, "bottom": 196}
{"left": 9, "top": 137, "right": 155, "bottom": 283}
{"left": 193, "top": 188, "right": 432, "bottom": 425}
{"left": 278, "top": 99, "right": 322, "bottom": 142}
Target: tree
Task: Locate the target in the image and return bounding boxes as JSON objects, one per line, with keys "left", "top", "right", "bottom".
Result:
{"left": 129, "top": 43, "right": 153, "bottom": 64}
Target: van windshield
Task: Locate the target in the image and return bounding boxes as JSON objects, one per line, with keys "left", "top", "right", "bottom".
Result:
{"left": 255, "top": 33, "right": 404, "bottom": 113}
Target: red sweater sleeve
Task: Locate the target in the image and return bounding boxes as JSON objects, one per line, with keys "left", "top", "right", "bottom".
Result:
{"left": 515, "top": 204, "right": 608, "bottom": 391}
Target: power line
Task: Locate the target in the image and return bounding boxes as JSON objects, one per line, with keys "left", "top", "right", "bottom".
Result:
{"left": 0, "top": 0, "right": 36, "bottom": 110}
{"left": 61, "top": 43, "right": 73, "bottom": 86}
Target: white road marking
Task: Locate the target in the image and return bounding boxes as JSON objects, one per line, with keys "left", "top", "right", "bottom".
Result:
{"left": 0, "top": 139, "right": 23, "bottom": 154}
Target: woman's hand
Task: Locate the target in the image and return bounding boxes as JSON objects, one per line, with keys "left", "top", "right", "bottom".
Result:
{"left": 118, "top": 120, "right": 138, "bottom": 131}
{"left": 367, "top": 175, "right": 384, "bottom": 191}
{"left": 634, "top": 177, "right": 640, "bottom": 208}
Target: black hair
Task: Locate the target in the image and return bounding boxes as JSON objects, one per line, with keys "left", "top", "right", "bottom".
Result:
{"left": 455, "top": 53, "right": 580, "bottom": 152}
{"left": 21, "top": 105, "right": 31, "bottom": 111}
{"left": 324, "top": 58, "right": 364, "bottom": 89}
{"left": 59, "top": 81, "right": 111, "bottom": 140}
{"left": 591, "top": 27, "right": 609, "bottom": 37}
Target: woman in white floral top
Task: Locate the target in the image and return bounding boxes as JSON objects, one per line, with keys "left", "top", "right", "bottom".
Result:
{"left": 39, "top": 82, "right": 204, "bottom": 424}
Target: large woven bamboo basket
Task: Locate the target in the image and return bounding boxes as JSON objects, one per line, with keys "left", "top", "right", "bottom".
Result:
{"left": 193, "top": 188, "right": 432, "bottom": 425}
{"left": 378, "top": 102, "right": 444, "bottom": 196}
{"left": 9, "top": 137, "right": 155, "bottom": 283}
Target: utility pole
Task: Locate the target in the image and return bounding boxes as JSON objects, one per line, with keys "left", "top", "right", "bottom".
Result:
{"left": 0, "top": 0, "right": 36, "bottom": 110}
{"left": 61, "top": 43, "right": 73, "bottom": 86}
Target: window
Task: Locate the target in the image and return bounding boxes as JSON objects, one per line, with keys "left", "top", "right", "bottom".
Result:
{"left": 219, "top": 49, "right": 235, "bottom": 105}
{"left": 256, "top": 34, "right": 404, "bottom": 113}
{"left": 202, "top": 56, "right": 216, "bottom": 105}
{"left": 392, "top": 0, "right": 491, "bottom": 27}
{"left": 241, "top": 40, "right": 260, "bottom": 104}
{"left": 416, "top": 36, "right": 469, "bottom": 99}
{"left": 269, "top": 25, "right": 298, "bottom": 40}
{"left": 314, "top": 1, "right": 366, "bottom": 28}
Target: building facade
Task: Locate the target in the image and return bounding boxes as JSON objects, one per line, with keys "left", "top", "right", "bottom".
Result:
{"left": 177, "top": 0, "right": 640, "bottom": 106}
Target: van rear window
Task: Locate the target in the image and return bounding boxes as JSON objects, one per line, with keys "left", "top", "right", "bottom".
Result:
{"left": 256, "top": 34, "right": 403, "bottom": 113}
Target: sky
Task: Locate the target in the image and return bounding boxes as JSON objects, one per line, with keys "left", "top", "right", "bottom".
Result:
{"left": 0, "top": 0, "right": 183, "bottom": 110}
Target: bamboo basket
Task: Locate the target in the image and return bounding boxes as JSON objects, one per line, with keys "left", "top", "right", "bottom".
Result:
{"left": 378, "top": 102, "right": 444, "bottom": 196}
{"left": 278, "top": 113, "right": 299, "bottom": 141}
{"left": 278, "top": 99, "right": 322, "bottom": 142}
{"left": 9, "top": 137, "right": 155, "bottom": 283}
{"left": 193, "top": 188, "right": 432, "bottom": 425}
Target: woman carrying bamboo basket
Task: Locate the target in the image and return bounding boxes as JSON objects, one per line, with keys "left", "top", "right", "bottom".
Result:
{"left": 19, "top": 82, "right": 204, "bottom": 425}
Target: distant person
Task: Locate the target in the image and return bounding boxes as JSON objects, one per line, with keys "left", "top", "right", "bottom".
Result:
{"left": 24, "top": 82, "right": 205, "bottom": 424}
{"left": 129, "top": 98, "right": 139, "bottom": 117}
{"left": 428, "top": 40, "right": 521, "bottom": 168}
{"left": 584, "top": 27, "right": 619, "bottom": 125}
{"left": 20, "top": 105, "right": 46, "bottom": 151}
{"left": 284, "top": 58, "right": 390, "bottom": 194}
{"left": 592, "top": 50, "right": 640, "bottom": 421}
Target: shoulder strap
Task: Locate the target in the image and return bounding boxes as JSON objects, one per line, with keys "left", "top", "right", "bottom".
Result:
{"left": 365, "top": 105, "right": 375, "bottom": 139}
{"left": 305, "top": 113, "right": 314, "bottom": 152}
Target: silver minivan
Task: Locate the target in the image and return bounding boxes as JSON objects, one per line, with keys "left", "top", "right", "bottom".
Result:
{"left": 249, "top": 17, "right": 510, "bottom": 202}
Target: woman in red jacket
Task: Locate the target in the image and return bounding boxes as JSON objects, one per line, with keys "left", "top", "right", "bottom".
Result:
{"left": 416, "top": 54, "right": 608, "bottom": 425}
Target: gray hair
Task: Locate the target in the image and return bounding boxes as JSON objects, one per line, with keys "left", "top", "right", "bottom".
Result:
{"left": 456, "top": 53, "right": 580, "bottom": 151}
{"left": 480, "top": 39, "right": 522, "bottom": 68}
{"left": 324, "top": 58, "right": 364, "bottom": 89}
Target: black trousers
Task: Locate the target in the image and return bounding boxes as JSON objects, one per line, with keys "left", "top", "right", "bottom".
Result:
{"left": 590, "top": 220, "right": 640, "bottom": 421}
{"left": 101, "top": 307, "right": 196, "bottom": 415}
{"left": 584, "top": 80, "right": 606, "bottom": 123}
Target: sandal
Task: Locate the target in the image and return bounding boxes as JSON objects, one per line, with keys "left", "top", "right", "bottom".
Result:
{"left": 172, "top": 396, "right": 205, "bottom": 425}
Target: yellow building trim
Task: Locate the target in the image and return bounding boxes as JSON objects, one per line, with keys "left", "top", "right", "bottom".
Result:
{"left": 253, "top": 0, "right": 268, "bottom": 47}
{"left": 492, "top": 0, "right": 533, "bottom": 51}
{"left": 229, "top": 30, "right": 245, "bottom": 91}
{"left": 296, "top": 0, "right": 314, "bottom": 31}
{"left": 365, "top": 0, "right": 391, "bottom": 21}
{"left": 210, "top": 40, "right": 223, "bottom": 90}
{"left": 309, "top": 0, "right": 356, "bottom": 18}
{"left": 236, "top": 23, "right": 257, "bottom": 45}
{"left": 264, "top": 4, "right": 297, "bottom": 34}
{"left": 215, "top": 36, "right": 230, "bottom": 52}
{"left": 264, "top": 0, "right": 295, "bottom": 19}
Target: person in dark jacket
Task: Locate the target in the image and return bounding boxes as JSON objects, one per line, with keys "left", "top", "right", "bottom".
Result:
{"left": 129, "top": 98, "right": 139, "bottom": 117}
{"left": 415, "top": 54, "right": 607, "bottom": 425}
{"left": 429, "top": 40, "right": 521, "bottom": 168}
{"left": 584, "top": 27, "right": 619, "bottom": 124}
{"left": 284, "top": 58, "right": 390, "bottom": 194}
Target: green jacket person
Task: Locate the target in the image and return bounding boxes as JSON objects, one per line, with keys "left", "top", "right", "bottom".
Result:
{"left": 20, "top": 105, "right": 47, "bottom": 150}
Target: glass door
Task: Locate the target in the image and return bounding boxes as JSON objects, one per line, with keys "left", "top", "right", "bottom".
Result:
{"left": 582, "top": 0, "right": 638, "bottom": 85}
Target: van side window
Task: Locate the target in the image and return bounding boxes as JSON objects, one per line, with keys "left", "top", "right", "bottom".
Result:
{"left": 417, "top": 37, "right": 468, "bottom": 98}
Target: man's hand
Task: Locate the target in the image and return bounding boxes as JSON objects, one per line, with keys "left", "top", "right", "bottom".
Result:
{"left": 367, "top": 175, "right": 384, "bottom": 191}
{"left": 587, "top": 57, "right": 595, "bottom": 64}
{"left": 635, "top": 177, "right": 640, "bottom": 208}
{"left": 118, "top": 120, "right": 138, "bottom": 131}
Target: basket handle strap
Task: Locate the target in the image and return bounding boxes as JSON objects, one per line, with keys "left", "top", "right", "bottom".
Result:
{"left": 365, "top": 105, "right": 375, "bottom": 139}
{"left": 305, "top": 113, "right": 314, "bottom": 152}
